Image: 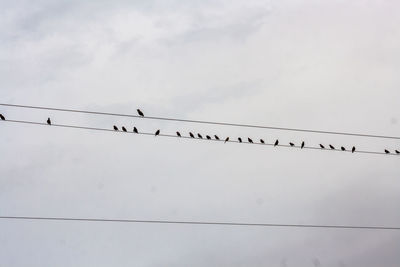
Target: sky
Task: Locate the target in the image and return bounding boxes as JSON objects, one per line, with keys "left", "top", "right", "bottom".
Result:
{"left": 0, "top": 0, "right": 400, "bottom": 266}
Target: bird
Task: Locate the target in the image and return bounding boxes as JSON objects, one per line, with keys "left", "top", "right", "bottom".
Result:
{"left": 113, "top": 125, "right": 118, "bottom": 131}
{"left": 248, "top": 138, "right": 253, "bottom": 143}
{"left": 238, "top": 137, "right": 242, "bottom": 143}
{"left": 214, "top": 135, "right": 220, "bottom": 140}
{"left": 47, "top": 118, "right": 51, "bottom": 125}
{"left": 155, "top": 129, "right": 160, "bottom": 136}
{"left": 319, "top": 144, "right": 325, "bottom": 149}
{"left": 395, "top": 150, "right": 399, "bottom": 154}
{"left": 137, "top": 109, "right": 144, "bottom": 117}
{"left": 289, "top": 142, "right": 294, "bottom": 147}
{"left": 197, "top": 133, "right": 203, "bottom": 139}
{"left": 224, "top": 137, "right": 229, "bottom": 143}
{"left": 0, "top": 114, "right": 5, "bottom": 120}
{"left": 260, "top": 139, "right": 265, "bottom": 144}
{"left": 206, "top": 135, "right": 211, "bottom": 140}
{"left": 301, "top": 141, "right": 305, "bottom": 149}
{"left": 384, "top": 149, "right": 390, "bottom": 154}
{"left": 189, "top": 132, "right": 195, "bottom": 138}
{"left": 176, "top": 131, "right": 181, "bottom": 137}
{"left": 122, "top": 126, "right": 127, "bottom": 132}
{"left": 341, "top": 146, "right": 346, "bottom": 151}
{"left": 329, "top": 145, "right": 335, "bottom": 150}
{"left": 133, "top": 127, "right": 138, "bottom": 133}
{"left": 274, "top": 140, "right": 279, "bottom": 146}
{"left": 352, "top": 146, "right": 356, "bottom": 153}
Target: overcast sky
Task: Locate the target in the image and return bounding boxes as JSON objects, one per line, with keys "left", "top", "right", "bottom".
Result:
{"left": 1, "top": 0, "right": 400, "bottom": 266}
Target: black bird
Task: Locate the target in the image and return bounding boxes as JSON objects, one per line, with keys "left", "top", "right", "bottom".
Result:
{"left": 189, "top": 132, "right": 195, "bottom": 138}
{"left": 0, "top": 114, "right": 5, "bottom": 120}
{"left": 238, "top": 137, "right": 242, "bottom": 143}
{"left": 122, "top": 126, "right": 127, "bottom": 132}
{"left": 248, "top": 138, "right": 253, "bottom": 143}
{"left": 301, "top": 141, "right": 305, "bottom": 149}
{"left": 224, "top": 137, "right": 229, "bottom": 143}
{"left": 385, "top": 149, "right": 390, "bottom": 154}
{"left": 319, "top": 144, "right": 325, "bottom": 149}
{"left": 197, "top": 133, "right": 203, "bottom": 139}
{"left": 329, "top": 145, "right": 335, "bottom": 150}
{"left": 47, "top": 118, "right": 51, "bottom": 125}
{"left": 113, "top": 125, "right": 118, "bottom": 131}
{"left": 137, "top": 109, "right": 144, "bottom": 117}
{"left": 133, "top": 127, "right": 138, "bottom": 133}
{"left": 341, "top": 146, "right": 346, "bottom": 151}
{"left": 176, "top": 131, "right": 181, "bottom": 137}
{"left": 289, "top": 142, "right": 294, "bottom": 147}
{"left": 395, "top": 150, "right": 399, "bottom": 154}
{"left": 214, "top": 135, "right": 220, "bottom": 140}
{"left": 206, "top": 135, "right": 211, "bottom": 140}
{"left": 274, "top": 140, "right": 279, "bottom": 146}
{"left": 260, "top": 139, "right": 265, "bottom": 144}
{"left": 352, "top": 146, "right": 356, "bottom": 153}
{"left": 155, "top": 129, "right": 160, "bottom": 136}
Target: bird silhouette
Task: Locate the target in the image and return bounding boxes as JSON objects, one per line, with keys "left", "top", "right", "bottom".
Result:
{"left": 189, "top": 132, "right": 195, "bottom": 138}
{"left": 214, "top": 135, "right": 220, "bottom": 140}
{"left": 137, "top": 109, "right": 144, "bottom": 117}
{"left": 176, "top": 131, "right": 181, "bottom": 137}
{"left": 122, "top": 126, "right": 127, "bottom": 132}
{"left": 329, "top": 145, "right": 335, "bottom": 150}
{"left": 274, "top": 140, "right": 279, "bottom": 146}
{"left": 224, "top": 137, "right": 229, "bottom": 143}
{"left": 238, "top": 137, "right": 242, "bottom": 143}
{"left": 319, "top": 144, "right": 325, "bottom": 149}
{"left": 0, "top": 114, "right": 5, "bottom": 120}
{"left": 352, "top": 146, "right": 356, "bottom": 153}
{"left": 385, "top": 149, "right": 390, "bottom": 154}
{"left": 248, "top": 138, "right": 253, "bottom": 143}
{"left": 197, "top": 133, "right": 203, "bottom": 139}
{"left": 395, "top": 150, "right": 399, "bottom": 154}
{"left": 341, "top": 146, "right": 346, "bottom": 151}
{"left": 155, "top": 129, "right": 160, "bottom": 136}
{"left": 289, "top": 142, "right": 294, "bottom": 147}
{"left": 260, "top": 139, "right": 265, "bottom": 144}
{"left": 133, "top": 127, "right": 138, "bottom": 133}
{"left": 113, "top": 125, "right": 118, "bottom": 131}
{"left": 301, "top": 141, "right": 305, "bottom": 149}
{"left": 47, "top": 118, "right": 51, "bottom": 125}
{"left": 206, "top": 135, "right": 211, "bottom": 140}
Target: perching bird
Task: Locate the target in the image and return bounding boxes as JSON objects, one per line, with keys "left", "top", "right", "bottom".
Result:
{"left": 0, "top": 114, "right": 5, "bottom": 120}
{"left": 352, "top": 146, "right": 356, "bottom": 153}
{"left": 155, "top": 129, "right": 160, "bottom": 136}
{"left": 385, "top": 149, "right": 390, "bottom": 154}
{"left": 395, "top": 150, "right": 399, "bottom": 154}
{"left": 206, "top": 135, "right": 211, "bottom": 140}
{"left": 238, "top": 137, "right": 242, "bottom": 143}
{"left": 214, "top": 135, "right": 220, "bottom": 140}
{"left": 176, "top": 131, "right": 181, "bottom": 137}
{"left": 319, "top": 144, "right": 325, "bottom": 149}
{"left": 301, "top": 141, "right": 305, "bottom": 149}
{"left": 289, "top": 142, "right": 294, "bottom": 147}
{"left": 260, "top": 139, "right": 265, "bottom": 144}
{"left": 248, "top": 138, "right": 253, "bottom": 143}
{"left": 137, "top": 109, "right": 144, "bottom": 117}
{"left": 189, "top": 132, "right": 195, "bottom": 138}
{"left": 341, "top": 146, "right": 346, "bottom": 151}
{"left": 113, "top": 125, "right": 118, "bottom": 131}
{"left": 197, "top": 133, "right": 203, "bottom": 139}
{"left": 274, "top": 140, "right": 279, "bottom": 146}
{"left": 122, "top": 126, "right": 127, "bottom": 132}
{"left": 329, "top": 145, "right": 335, "bottom": 150}
{"left": 133, "top": 127, "right": 138, "bottom": 133}
{"left": 47, "top": 118, "right": 51, "bottom": 125}
{"left": 224, "top": 137, "right": 229, "bottom": 143}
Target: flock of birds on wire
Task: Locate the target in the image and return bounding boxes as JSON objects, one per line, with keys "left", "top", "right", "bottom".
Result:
{"left": 1, "top": 110, "right": 399, "bottom": 155}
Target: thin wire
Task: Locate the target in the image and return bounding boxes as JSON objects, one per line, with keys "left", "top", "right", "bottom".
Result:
{"left": 1, "top": 119, "right": 397, "bottom": 156}
{"left": 1, "top": 103, "right": 399, "bottom": 140}
{"left": 0, "top": 216, "right": 399, "bottom": 230}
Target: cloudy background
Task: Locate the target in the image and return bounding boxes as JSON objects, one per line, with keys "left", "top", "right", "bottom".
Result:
{"left": 1, "top": 0, "right": 400, "bottom": 266}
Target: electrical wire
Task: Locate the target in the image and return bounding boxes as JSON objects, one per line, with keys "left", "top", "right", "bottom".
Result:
{"left": 1, "top": 103, "right": 399, "bottom": 140}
